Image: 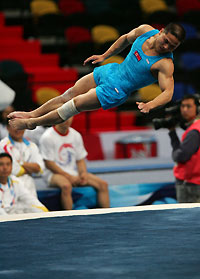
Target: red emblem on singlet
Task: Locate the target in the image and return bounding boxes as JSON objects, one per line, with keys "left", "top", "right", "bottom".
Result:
{"left": 134, "top": 51, "right": 142, "bottom": 61}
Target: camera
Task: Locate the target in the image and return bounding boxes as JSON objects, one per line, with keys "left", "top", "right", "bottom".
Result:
{"left": 152, "top": 102, "right": 183, "bottom": 130}
{"left": 152, "top": 94, "right": 200, "bottom": 130}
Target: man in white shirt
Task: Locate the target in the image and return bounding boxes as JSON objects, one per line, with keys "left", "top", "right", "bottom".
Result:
{"left": 0, "top": 121, "right": 44, "bottom": 196}
{"left": 40, "top": 117, "right": 110, "bottom": 210}
{"left": 0, "top": 105, "right": 46, "bottom": 146}
{"left": 0, "top": 152, "right": 48, "bottom": 215}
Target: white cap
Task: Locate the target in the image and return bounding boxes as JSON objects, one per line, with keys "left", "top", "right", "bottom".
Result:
{"left": 0, "top": 80, "right": 15, "bottom": 111}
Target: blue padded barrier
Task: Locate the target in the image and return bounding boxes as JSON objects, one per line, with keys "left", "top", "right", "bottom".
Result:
{"left": 38, "top": 182, "right": 176, "bottom": 211}
{"left": 87, "top": 163, "right": 174, "bottom": 174}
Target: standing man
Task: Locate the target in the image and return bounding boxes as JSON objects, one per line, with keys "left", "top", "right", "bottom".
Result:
{"left": 39, "top": 117, "right": 109, "bottom": 210}
{"left": 168, "top": 94, "right": 200, "bottom": 202}
{"left": 8, "top": 23, "right": 185, "bottom": 130}
{"left": 0, "top": 121, "right": 44, "bottom": 196}
{"left": 0, "top": 152, "right": 48, "bottom": 215}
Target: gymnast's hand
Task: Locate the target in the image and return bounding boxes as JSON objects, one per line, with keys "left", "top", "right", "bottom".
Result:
{"left": 83, "top": 55, "right": 105, "bottom": 65}
{"left": 136, "top": 102, "right": 152, "bottom": 113}
{"left": 7, "top": 111, "right": 31, "bottom": 120}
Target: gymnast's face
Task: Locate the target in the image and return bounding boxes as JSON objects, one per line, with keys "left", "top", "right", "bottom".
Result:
{"left": 155, "top": 29, "right": 180, "bottom": 53}
{"left": 180, "top": 99, "right": 197, "bottom": 122}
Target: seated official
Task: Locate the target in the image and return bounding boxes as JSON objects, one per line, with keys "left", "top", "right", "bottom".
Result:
{"left": 0, "top": 152, "right": 48, "bottom": 215}
{"left": 0, "top": 120, "right": 45, "bottom": 197}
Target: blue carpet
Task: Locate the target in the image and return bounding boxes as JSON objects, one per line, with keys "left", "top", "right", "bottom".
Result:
{"left": 1, "top": 208, "right": 200, "bottom": 279}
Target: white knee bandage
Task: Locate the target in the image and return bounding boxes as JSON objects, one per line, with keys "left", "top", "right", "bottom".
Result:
{"left": 57, "top": 99, "right": 79, "bottom": 121}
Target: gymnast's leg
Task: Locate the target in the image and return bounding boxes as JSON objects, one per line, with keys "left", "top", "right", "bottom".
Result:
{"left": 8, "top": 89, "right": 101, "bottom": 130}
{"left": 8, "top": 73, "right": 97, "bottom": 120}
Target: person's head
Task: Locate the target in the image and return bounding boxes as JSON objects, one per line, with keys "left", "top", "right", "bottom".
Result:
{"left": 164, "top": 23, "right": 186, "bottom": 43}
{"left": 180, "top": 95, "right": 199, "bottom": 122}
{"left": 0, "top": 105, "right": 14, "bottom": 124}
{"left": 6, "top": 119, "right": 25, "bottom": 142}
{"left": 156, "top": 23, "right": 185, "bottom": 53}
{"left": 0, "top": 153, "right": 12, "bottom": 182}
{"left": 54, "top": 117, "right": 74, "bottom": 134}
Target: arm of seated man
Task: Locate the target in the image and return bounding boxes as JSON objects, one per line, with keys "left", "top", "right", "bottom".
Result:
{"left": 19, "top": 192, "right": 48, "bottom": 213}
{"left": 22, "top": 162, "right": 41, "bottom": 174}
{"left": 77, "top": 159, "right": 89, "bottom": 185}
{"left": 44, "top": 160, "right": 80, "bottom": 185}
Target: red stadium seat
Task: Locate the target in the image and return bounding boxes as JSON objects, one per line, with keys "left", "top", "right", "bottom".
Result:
{"left": 0, "top": 53, "right": 59, "bottom": 67}
{"left": 82, "top": 133, "right": 104, "bottom": 160}
{"left": 176, "top": 0, "right": 200, "bottom": 16}
{"left": 118, "top": 111, "right": 136, "bottom": 131}
{"left": 65, "top": 26, "right": 92, "bottom": 44}
{"left": 89, "top": 109, "right": 117, "bottom": 132}
{"left": 0, "top": 26, "right": 23, "bottom": 38}
{"left": 28, "top": 67, "right": 78, "bottom": 83}
{"left": 0, "top": 12, "right": 5, "bottom": 26}
{"left": 58, "top": 0, "right": 85, "bottom": 16}
{"left": 71, "top": 113, "right": 87, "bottom": 134}
{"left": 0, "top": 40, "right": 41, "bottom": 54}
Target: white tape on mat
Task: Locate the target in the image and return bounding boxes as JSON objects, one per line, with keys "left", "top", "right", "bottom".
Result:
{"left": 1, "top": 203, "right": 200, "bottom": 222}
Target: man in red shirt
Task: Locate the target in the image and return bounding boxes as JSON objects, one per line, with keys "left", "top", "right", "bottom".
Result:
{"left": 168, "top": 94, "right": 200, "bottom": 202}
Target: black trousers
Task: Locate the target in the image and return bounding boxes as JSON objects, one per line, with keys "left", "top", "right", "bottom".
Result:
{"left": 175, "top": 179, "right": 200, "bottom": 203}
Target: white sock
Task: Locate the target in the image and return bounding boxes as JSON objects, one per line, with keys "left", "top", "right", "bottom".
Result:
{"left": 57, "top": 99, "right": 79, "bottom": 120}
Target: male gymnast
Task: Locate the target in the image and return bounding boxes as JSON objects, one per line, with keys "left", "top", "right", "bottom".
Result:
{"left": 8, "top": 23, "right": 185, "bottom": 130}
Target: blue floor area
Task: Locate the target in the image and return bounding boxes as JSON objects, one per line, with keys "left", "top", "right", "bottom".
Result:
{"left": 1, "top": 207, "right": 200, "bottom": 279}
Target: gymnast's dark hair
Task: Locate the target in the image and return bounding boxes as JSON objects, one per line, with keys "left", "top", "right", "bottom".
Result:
{"left": 0, "top": 152, "right": 12, "bottom": 162}
{"left": 164, "top": 23, "right": 186, "bottom": 43}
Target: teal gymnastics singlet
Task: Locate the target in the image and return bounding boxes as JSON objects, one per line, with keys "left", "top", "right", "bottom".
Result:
{"left": 93, "top": 29, "right": 173, "bottom": 110}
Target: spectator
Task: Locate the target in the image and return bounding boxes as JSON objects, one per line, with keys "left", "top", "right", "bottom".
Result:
{"left": 0, "top": 121, "right": 44, "bottom": 197}
{"left": 24, "top": 126, "right": 47, "bottom": 147}
{"left": 0, "top": 105, "right": 45, "bottom": 147}
{"left": 168, "top": 94, "right": 200, "bottom": 202}
{"left": 0, "top": 152, "right": 48, "bottom": 215}
{"left": 39, "top": 117, "right": 110, "bottom": 210}
{"left": 0, "top": 105, "right": 14, "bottom": 140}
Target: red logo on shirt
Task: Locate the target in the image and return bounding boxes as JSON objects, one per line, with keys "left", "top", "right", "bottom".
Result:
{"left": 134, "top": 51, "right": 142, "bottom": 61}
{"left": 58, "top": 143, "right": 73, "bottom": 164}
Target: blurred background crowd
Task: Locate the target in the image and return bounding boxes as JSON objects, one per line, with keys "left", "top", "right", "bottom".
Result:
{"left": 0, "top": 0, "right": 199, "bottom": 134}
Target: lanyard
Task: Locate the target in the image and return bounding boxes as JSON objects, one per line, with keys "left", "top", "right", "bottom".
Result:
{"left": 8, "top": 135, "right": 30, "bottom": 163}
{"left": 8, "top": 135, "right": 30, "bottom": 146}
{"left": 0, "top": 177, "right": 15, "bottom": 208}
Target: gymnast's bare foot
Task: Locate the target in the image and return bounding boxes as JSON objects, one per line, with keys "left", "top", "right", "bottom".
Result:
{"left": 9, "top": 118, "right": 36, "bottom": 130}
{"left": 7, "top": 111, "right": 32, "bottom": 119}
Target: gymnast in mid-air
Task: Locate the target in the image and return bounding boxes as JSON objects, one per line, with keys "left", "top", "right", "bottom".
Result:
{"left": 8, "top": 23, "right": 185, "bottom": 130}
